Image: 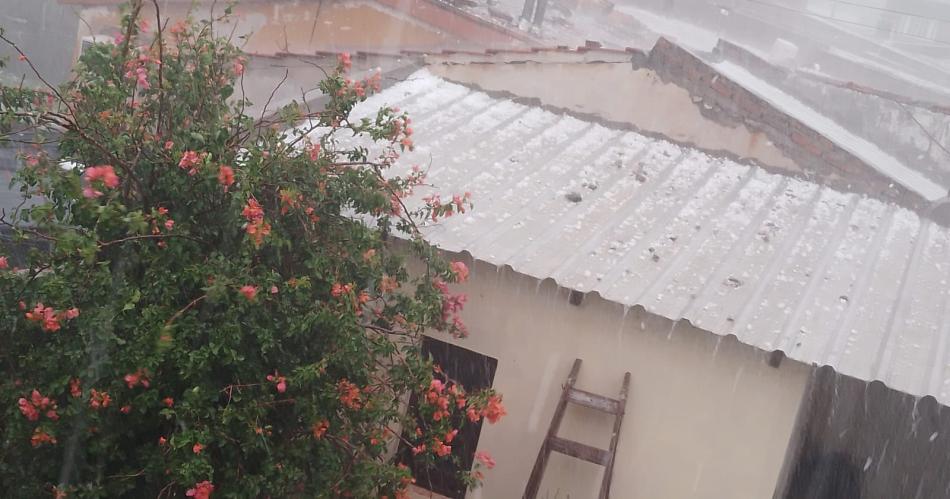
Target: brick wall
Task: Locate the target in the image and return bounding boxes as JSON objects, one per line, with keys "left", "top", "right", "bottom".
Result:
{"left": 640, "top": 37, "right": 925, "bottom": 209}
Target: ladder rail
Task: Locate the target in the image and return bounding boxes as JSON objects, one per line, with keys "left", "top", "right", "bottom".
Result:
{"left": 523, "top": 359, "right": 582, "bottom": 499}
{"left": 523, "top": 360, "right": 631, "bottom": 499}
{"left": 599, "top": 372, "right": 631, "bottom": 499}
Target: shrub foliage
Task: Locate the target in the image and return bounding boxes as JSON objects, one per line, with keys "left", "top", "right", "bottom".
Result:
{"left": 0, "top": 3, "right": 501, "bottom": 497}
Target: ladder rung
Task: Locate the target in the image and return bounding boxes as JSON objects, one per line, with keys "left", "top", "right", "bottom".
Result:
{"left": 548, "top": 436, "right": 611, "bottom": 466}
{"left": 567, "top": 388, "right": 621, "bottom": 414}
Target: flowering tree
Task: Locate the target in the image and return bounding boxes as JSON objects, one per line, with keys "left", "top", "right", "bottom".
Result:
{"left": 0, "top": 2, "right": 502, "bottom": 497}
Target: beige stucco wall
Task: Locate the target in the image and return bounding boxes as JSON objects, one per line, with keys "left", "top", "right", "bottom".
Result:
{"left": 430, "top": 257, "right": 811, "bottom": 499}
{"left": 74, "top": 1, "right": 449, "bottom": 57}
{"left": 429, "top": 62, "right": 801, "bottom": 175}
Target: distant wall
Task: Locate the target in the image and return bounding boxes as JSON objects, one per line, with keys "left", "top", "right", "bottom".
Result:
{"left": 65, "top": 0, "right": 532, "bottom": 56}
{"left": 426, "top": 257, "right": 811, "bottom": 499}
{"left": 714, "top": 39, "right": 950, "bottom": 191}
{"left": 644, "top": 38, "right": 926, "bottom": 208}
{"left": 428, "top": 57, "right": 800, "bottom": 174}
{"left": 0, "top": 0, "right": 80, "bottom": 87}
{"left": 427, "top": 40, "right": 928, "bottom": 209}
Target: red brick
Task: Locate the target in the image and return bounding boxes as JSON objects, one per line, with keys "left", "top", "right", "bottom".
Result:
{"left": 710, "top": 75, "right": 734, "bottom": 97}
{"left": 790, "top": 128, "right": 834, "bottom": 155}
{"left": 836, "top": 158, "right": 867, "bottom": 176}
{"left": 821, "top": 147, "right": 852, "bottom": 168}
{"left": 737, "top": 92, "right": 766, "bottom": 116}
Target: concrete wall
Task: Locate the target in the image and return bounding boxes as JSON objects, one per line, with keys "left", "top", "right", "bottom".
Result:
{"left": 430, "top": 257, "right": 811, "bottom": 499}
{"left": 427, "top": 41, "right": 930, "bottom": 211}
{"left": 428, "top": 60, "right": 799, "bottom": 174}
{"left": 72, "top": 1, "right": 450, "bottom": 55}
{"left": 0, "top": 0, "right": 80, "bottom": 87}
{"left": 643, "top": 39, "right": 926, "bottom": 208}
{"left": 66, "top": 0, "right": 531, "bottom": 56}
{"left": 714, "top": 39, "right": 950, "bottom": 191}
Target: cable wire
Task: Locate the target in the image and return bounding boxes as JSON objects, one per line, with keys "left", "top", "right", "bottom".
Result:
{"left": 742, "top": 0, "right": 950, "bottom": 46}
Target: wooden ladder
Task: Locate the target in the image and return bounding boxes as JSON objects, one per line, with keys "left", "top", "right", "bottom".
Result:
{"left": 523, "top": 359, "right": 631, "bottom": 499}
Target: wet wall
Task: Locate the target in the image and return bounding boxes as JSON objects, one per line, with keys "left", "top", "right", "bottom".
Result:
{"left": 780, "top": 366, "right": 950, "bottom": 499}
{"left": 0, "top": 0, "right": 79, "bottom": 87}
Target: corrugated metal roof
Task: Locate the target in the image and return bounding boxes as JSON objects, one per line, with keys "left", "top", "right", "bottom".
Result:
{"left": 344, "top": 70, "right": 950, "bottom": 404}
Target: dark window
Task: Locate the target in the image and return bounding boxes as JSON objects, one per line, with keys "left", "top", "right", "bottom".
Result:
{"left": 398, "top": 336, "right": 498, "bottom": 499}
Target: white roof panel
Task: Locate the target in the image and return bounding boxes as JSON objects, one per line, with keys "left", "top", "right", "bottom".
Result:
{"left": 348, "top": 70, "right": 950, "bottom": 404}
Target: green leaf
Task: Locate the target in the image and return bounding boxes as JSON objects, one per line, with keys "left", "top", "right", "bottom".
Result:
{"left": 122, "top": 289, "right": 141, "bottom": 311}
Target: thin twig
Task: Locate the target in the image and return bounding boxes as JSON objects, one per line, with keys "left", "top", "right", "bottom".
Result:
{"left": 898, "top": 102, "right": 950, "bottom": 161}
{"left": 0, "top": 32, "right": 74, "bottom": 117}
{"left": 152, "top": 0, "right": 166, "bottom": 136}
{"left": 297, "top": 58, "right": 330, "bottom": 80}
{"left": 308, "top": 0, "right": 325, "bottom": 45}
{"left": 257, "top": 69, "right": 289, "bottom": 131}
{"left": 163, "top": 294, "right": 207, "bottom": 328}
{"left": 97, "top": 233, "right": 203, "bottom": 248}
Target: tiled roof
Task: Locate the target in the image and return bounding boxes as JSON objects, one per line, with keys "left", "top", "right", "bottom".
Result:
{"left": 344, "top": 70, "right": 950, "bottom": 404}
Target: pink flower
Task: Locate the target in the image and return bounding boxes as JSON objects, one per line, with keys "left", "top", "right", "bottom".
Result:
{"left": 30, "top": 429, "right": 56, "bottom": 447}
{"left": 186, "top": 480, "right": 214, "bottom": 499}
{"left": 124, "top": 369, "right": 149, "bottom": 389}
{"left": 87, "top": 165, "right": 120, "bottom": 187}
{"left": 433, "top": 441, "right": 452, "bottom": 457}
{"left": 331, "top": 282, "right": 353, "bottom": 298}
{"left": 120, "top": 404, "right": 132, "bottom": 414}
{"left": 311, "top": 420, "right": 329, "bottom": 439}
{"left": 162, "top": 397, "right": 174, "bottom": 408}
{"left": 269, "top": 285, "right": 279, "bottom": 294}
{"left": 82, "top": 165, "right": 120, "bottom": 198}
{"left": 17, "top": 390, "right": 59, "bottom": 421}
{"left": 241, "top": 198, "right": 271, "bottom": 246}
{"left": 444, "top": 429, "right": 458, "bottom": 443}
{"left": 89, "top": 389, "right": 111, "bottom": 410}
{"left": 134, "top": 67, "right": 150, "bottom": 89}
{"left": 192, "top": 442, "right": 204, "bottom": 454}
{"left": 266, "top": 372, "right": 287, "bottom": 393}
{"left": 83, "top": 186, "right": 102, "bottom": 199}
{"left": 158, "top": 436, "right": 167, "bottom": 446}
{"left": 69, "top": 378, "right": 82, "bottom": 398}
{"left": 242, "top": 198, "right": 264, "bottom": 221}
{"left": 217, "top": 165, "right": 234, "bottom": 190}
{"left": 379, "top": 275, "right": 399, "bottom": 293}
{"left": 239, "top": 285, "right": 258, "bottom": 302}
{"left": 337, "top": 379, "right": 362, "bottom": 410}
{"left": 25, "top": 302, "right": 61, "bottom": 332}
{"left": 178, "top": 151, "right": 203, "bottom": 175}
{"left": 481, "top": 395, "right": 506, "bottom": 424}
{"left": 450, "top": 261, "right": 469, "bottom": 283}
{"left": 18, "top": 397, "right": 39, "bottom": 421}
{"left": 0, "top": 256, "right": 8, "bottom": 269}
{"left": 65, "top": 307, "right": 80, "bottom": 319}
{"left": 338, "top": 52, "right": 352, "bottom": 72}
{"left": 164, "top": 140, "right": 174, "bottom": 150}
{"left": 475, "top": 451, "right": 496, "bottom": 469}
{"left": 164, "top": 219, "right": 175, "bottom": 230}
